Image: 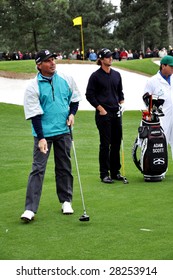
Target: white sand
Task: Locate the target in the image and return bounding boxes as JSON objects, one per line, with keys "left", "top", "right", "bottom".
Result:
{"left": 0, "top": 64, "right": 151, "bottom": 111}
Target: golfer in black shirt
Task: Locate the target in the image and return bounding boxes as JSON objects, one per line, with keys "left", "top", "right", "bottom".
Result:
{"left": 86, "top": 48, "right": 125, "bottom": 183}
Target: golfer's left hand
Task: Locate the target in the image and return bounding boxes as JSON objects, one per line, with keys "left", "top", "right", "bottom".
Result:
{"left": 38, "top": 138, "right": 48, "bottom": 154}
{"left": 119, "top": 102, "right": 125, "bottom": 113}
{"left": 67, "top": 114, "right": 74, "bottom": 127}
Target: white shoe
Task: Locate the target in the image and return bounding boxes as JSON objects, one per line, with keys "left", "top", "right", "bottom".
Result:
{"left": 62, "top": 202, "right": 74, "bottom": 215}
{"left": 21, "top": 210, "right": 35, "bottom": 222}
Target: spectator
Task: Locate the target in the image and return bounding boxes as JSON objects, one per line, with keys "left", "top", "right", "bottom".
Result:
{"left": 120, "top": 48, "right": 128, "bottom": 60}
{"left": 127, "top": 49, "right": 133, "bottom": 60}
{"left": 17, "top": 50, "right": 23, "bottom": 59}
{"left": 23, "top": 52, "right": 31, "bottom": 60}
{"left": 89, "top": 49, "right": 98, "bottom": 62}
{"left": 76, "top": 49, "right": 82, "bottom": 60}
{"left": 168, "top": 46, "right": 173, "bottom": 56}
{"left": 85, "top": 48, "right": 92, "bottom": 60}
{"left": 152, "top": 48, "right": 159, "bottom": 58}
{"left": 158, "top": 47, "right": 167, "bottom": 58}
{"left": 57, "top": 52, "right": 63, "bottom": 60}
{"left": 133, "top": 50, "right": 139, "bottom": 59}
{"left": 145, "top": 47, "right": 153, "bottom": 58}
{"left": 68, "top": 50, "right": 77, "bottom": 60}
{"left": 139, "top": 50, "right": 144, "bottom": 59}
{"left": 112, "top": 48, "right": 120, "bottom": 61}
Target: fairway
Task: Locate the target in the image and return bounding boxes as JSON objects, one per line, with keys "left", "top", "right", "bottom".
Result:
{"left": 0, "top": 103, "right": 173, "bottom": 260}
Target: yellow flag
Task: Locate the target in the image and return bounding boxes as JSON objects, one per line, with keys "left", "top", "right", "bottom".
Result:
{"left": 73, "top": 16, "right": 82, "bottom": 26}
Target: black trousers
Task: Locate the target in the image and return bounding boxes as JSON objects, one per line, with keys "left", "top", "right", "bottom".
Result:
{"left": 24, "top": 133, "right": 73, "bottom": 213}
{"left": 95, "top": 110, "right": 122, "bottom": 179}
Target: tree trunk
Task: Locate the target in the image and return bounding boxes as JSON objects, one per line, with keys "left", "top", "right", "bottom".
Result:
{"left": 33, "top": 30, "right": 38, "bottom": 52}
{"left": 167, "top": 0, "right": 173, "bottom": 47}
{"left": 141, "top": 34, "right": 145, "bottom": 53}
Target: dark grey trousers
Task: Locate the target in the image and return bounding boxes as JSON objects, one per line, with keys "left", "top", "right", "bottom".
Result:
{"left": 24, "top": 133, "right": 73, "bottom": 213}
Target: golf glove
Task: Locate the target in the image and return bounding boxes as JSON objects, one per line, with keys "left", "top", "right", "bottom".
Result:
{"left": 119, "top": 103, "right": 125, "bottom": 113}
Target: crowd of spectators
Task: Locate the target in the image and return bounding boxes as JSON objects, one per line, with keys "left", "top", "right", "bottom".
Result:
{"left": 1, "top": 46, "right": 173, "bottom": 62}
{"left": 0, "top": 50, "right": 37, "bottom": 61}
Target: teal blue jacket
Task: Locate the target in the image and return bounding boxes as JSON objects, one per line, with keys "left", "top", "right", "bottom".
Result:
{"left": 24, "top": 71, "right": 82, "bottom": 137}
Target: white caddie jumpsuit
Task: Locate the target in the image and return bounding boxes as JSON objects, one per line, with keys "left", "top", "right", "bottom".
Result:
{"left": 144, "top": 71, "right": 173, "bottom": 158}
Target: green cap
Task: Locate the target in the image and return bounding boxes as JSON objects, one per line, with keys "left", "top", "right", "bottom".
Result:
{"left": 160, "top": 55, "right": 173, "bottom": 66}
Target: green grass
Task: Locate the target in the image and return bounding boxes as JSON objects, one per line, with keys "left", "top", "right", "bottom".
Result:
{"left": 0, "top": 59, "right": 36, "bottom": 73}
{"left": 0, "top": 57, "right": 160, "bottom": 76}
{"left": 112, "top": 58, "right": 160, "bottom": 76}
{"left": 0, "top": 103, "right": 173, "bottom": 260}
{"left": 0, "top": 59, "right": 93, "bottom": 74}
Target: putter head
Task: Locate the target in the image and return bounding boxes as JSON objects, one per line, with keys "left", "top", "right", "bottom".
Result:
{"left": 79, "top": 214, "right": 90, "bottom": 222}
{"left": 123, "top": 177, "right": 129, "bottom": 184}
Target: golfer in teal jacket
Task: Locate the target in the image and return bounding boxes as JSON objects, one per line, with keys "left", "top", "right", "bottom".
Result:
{"left": 21, "top": 49, "right": 82, "bottom": 222}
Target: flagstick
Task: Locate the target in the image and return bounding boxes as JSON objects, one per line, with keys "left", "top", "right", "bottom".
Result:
{"left": 80, "top": 23, "right": 84, "bottom": 60}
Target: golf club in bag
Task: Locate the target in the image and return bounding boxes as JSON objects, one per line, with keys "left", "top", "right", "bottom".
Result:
{"left": 132, "top": 94, "right": 168, "bottom": 182}
{"left": 69, "top": 126, "right": 90, "bottom": 222}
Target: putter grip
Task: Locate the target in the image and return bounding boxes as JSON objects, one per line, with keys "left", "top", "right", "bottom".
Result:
{"left": 69, "top": 125, "right": 73, "bottom": 140}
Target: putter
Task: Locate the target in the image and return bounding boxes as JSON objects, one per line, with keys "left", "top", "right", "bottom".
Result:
{"left": 121, "top": 110, "right": 129, "bottom": 184}
{"left": 69, "top": 126, "right": 90, "bottom": 222}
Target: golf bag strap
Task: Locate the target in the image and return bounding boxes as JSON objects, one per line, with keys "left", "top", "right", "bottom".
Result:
{"left": 132, "top": 137, "right": 143, "bottom": 173}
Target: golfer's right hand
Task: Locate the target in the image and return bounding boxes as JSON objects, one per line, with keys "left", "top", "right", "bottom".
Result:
{"left": 97, "top": 105, "right": 107, "bottom": 115}
{"left": 38, "top": 138, "right": 48, "bottom": 154}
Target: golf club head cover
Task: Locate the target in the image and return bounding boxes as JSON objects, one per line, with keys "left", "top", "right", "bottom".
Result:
{"left": 152, "top": 98, "right": 164, "bottom": 109}
{"left": 143, "top": 92, "right": 151, "bottom": 107}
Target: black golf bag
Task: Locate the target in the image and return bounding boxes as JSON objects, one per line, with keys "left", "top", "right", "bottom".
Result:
{"left": 132, "top": 93, "right": 168, "bottom": 182}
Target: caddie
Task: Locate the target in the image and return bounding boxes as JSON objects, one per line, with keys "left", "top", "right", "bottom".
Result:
{"left": 143, "top": 55, "right": 173, "bottom": 158}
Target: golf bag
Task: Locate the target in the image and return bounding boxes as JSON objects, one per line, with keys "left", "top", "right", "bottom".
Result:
{"left": 132, "top": 94, "right": 168, "bottom": 182}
